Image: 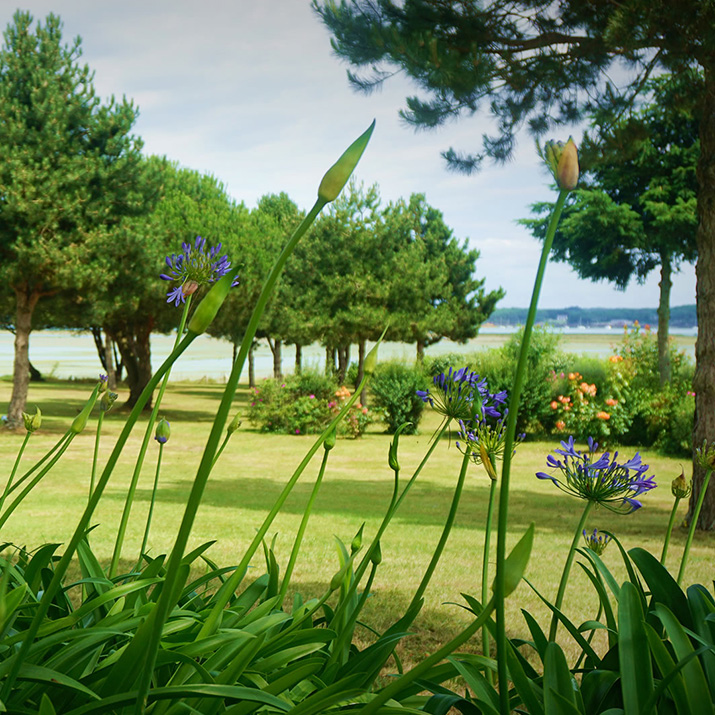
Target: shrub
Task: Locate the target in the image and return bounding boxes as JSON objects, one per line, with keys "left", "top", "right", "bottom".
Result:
{"left": 249, "top": 370, "right": 372, "bottom": 437}
{"left": 370, "top": 362, "right": 428, "bottom": 434}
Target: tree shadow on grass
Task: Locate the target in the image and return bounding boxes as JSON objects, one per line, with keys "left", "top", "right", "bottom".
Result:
{"left": 105, "top": 473, "right": 682, "bottom": 539}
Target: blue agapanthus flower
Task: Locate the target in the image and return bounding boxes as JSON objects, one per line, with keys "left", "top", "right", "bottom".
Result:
{"left": 160, "top": 236, "right": 239, "bottom": 306}
{"left": 537, "top": 436, "right": 656, "bottom": 514}
{"left": 417, "top": 367, "right": 507, "bottom": 421}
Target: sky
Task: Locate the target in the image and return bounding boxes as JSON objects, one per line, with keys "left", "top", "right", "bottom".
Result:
{"left": 2, "top": 0, "right": 697, "bottom": 310}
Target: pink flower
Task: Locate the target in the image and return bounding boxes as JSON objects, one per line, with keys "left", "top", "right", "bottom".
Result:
{"left": 309, "top": 394, "right": 315, "bottom": 399}
{"left": 295, "top": 428, "right": 300, "bottom": 434}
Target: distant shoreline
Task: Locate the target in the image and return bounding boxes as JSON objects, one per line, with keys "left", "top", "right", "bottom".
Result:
{"left": 0, "top": 327, "right": 697, "bottom": 383}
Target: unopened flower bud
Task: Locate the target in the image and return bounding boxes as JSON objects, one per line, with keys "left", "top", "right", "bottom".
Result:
{"left": 671, "top": 468, "right": 691, "bottom": 499}
{"left": 370, "top": 540, "right": 382, "bottom": 566}
{"left": 582, "top": 527, "right": 611, "bottom": 555}
{"left": 696, "top": 440, "right": 715, "bottom": 471}
{"left": 98, "top": 374, "right": 108, "bottom": 394}
{"left": 318, "top": 120, "right": 375, "bottom": 204}
{"left": 227, "top": 413, "right": 242, "bottom": 435}
{"left": 363, "top": 342, "right": 378, "bottom": 378}
{"left": 22, "top": 407, "right": 41, "bottom": 433}
{"left": 100, "top": 391, "right": 118, "bottom": 413}
{"left": 543, "top": 137, "right": 579, "bottom": 191}
{"left": 324, "top": 426, "right": 336, "bottom": 451}
{"left": 154, "top": 418, "right": 171, "bottom": 445}
{"left": 187, "top": 267, "right": 240, "bottom": 335}
{"left": 351, "top": 523, "right": 364, "bottom": 553}
{"left": 71, "top": 387, "right": 101, "bottom": 434}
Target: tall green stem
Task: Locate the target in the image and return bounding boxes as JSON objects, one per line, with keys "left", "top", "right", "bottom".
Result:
{"left": 660, "top": 496, "right": 682, "bottom": 565}
{"left": 494, "top": 188, "right": 568, "bottom": 711}
{"left": 548, "top": 500, "right": 593, "bottom": 641}
{"left": 481, "top": 478, "right": 498, "bottom": 679}
{"left": 138, "top": 442, "right": 164, "bottom": 564}
{"left": 109, "top": 296, "right": 192, "bottom": 577}
{"left": 677, "top": 468, "right": 712, "bottom": 585}
{"left": 89, "top": 412, "right": 104, "bottom": 497}
{"left": 408, "top": 446, "right": 470, "bottom": 611}
{"left": 0, "top": 431, "right": 31, "bottom": 516}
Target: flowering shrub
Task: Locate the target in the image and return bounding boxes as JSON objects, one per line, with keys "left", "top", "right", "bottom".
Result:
{"left": 549, "top": 365, "right": 631, "bottom": 444}
{"left": 249, "top": 371, "right": 372, "bottom": 437}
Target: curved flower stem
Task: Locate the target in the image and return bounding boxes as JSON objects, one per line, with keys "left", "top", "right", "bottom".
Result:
{"left": 138, "top": 441, "right": 164, "bottom": 565}
{"left": 109, "top": 296, "right": 192, "bottom": 577}
{"left": 278, "top": 443, "right": 331, "bottom": 603}
{"left": 548, "top": 500, "right": 593, "bottom": 641}
{"left": 89, "top": 412, "right": 105, "bottom": 497}
{"left": 677, "top": 468, "right": 712, "bottom": 585}
{"left": 660, "top": 496, "right": 682, "bottom": 565}
{"left": 495, "top": 188, "right": 568, "bottom": 709}
{"left": 6, "top": 429, "right": 72, "bottom": 498}
{"left": 211, "top": 432, "right": 231, "bottom": 468}
{"left": 481, "top": 477, "right": 498, "bottom": 681}
{"left": 408, "top": 446, "right": 470, "bottom": 612}
{"left": 0, "top": 432, "right": 31, "bottom": 516}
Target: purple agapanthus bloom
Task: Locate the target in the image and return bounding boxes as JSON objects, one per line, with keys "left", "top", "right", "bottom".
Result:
{"left": 160, "top": 236, "right": 239, "bottom": 306}
{"left": 537, "top": 437, "right": 656, "bottom": 514}
{"left": 416, "top": 367, "right": 507, "bottom": 421}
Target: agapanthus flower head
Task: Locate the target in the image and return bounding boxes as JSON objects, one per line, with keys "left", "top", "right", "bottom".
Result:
{"left": 537, "top": 436, "right": 656, "bottom": 514}
{"left": 417, "top": 367, "right": 507, "bottom": 421}
{"left": 160, "top": 236, "right": 239, "bottom": 306}
{"left": 582, "top": 528, "right": 611, "bottom": 555}
{"left": 456, "top": 409, "right": 525, "bottom": 480}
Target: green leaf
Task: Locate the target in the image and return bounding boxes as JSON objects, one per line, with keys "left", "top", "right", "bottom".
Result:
{"left": 618, "top": 581, "right": 654, "bottom": 715}
{"left": 38, "top": 693, "right": 57, "bottom": 715}
{"left": 655, "top": 602, "right": 714, "bottom": 715}
{"left": 281, "top": 673, "right": 364, "bottom": 715}
{"left": 543, "top": 642, "right": 582, "bottom": 714}
{"left": 644, "top": 622, "right": 692, "bottom": 715}
{"left": 506, "top": 641, "right": 545, "bottom": 715}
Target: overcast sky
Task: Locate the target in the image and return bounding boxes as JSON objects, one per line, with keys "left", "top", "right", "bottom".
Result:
{"left": 3, "top": 1, "right": 697, "bottom": 310}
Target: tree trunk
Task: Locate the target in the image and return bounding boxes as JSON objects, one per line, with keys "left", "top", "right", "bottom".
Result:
{"left": 337, "top": 345, "right": 350, "bottom": 383}
{"left": 416, "top": 340, "right": 426, "bottom": 363}
{"left": 111, "top": 320, "right": 154, "bottom": 410}
{"left": 267, "top": 337, "right": 282, "bottom": 379}
{"left": 7, "top": 286, "right": 40, "bottom": 428}
{"left": 691, "top": 64, "right": 715, "bottom": 530}
{"left": 357, "top": 339, "right": 367, "bottom": 406}
{"left": 295, "top": 344, "right": 302, "bottom": 374}
{"left": 104, "top": 333, "right": 117, "bottom": 390}
{"left": 657, "top": 256, "right": 672, "bottom": 387}
{"left": 325, "top": 346, "right": 336, "bottom": 377}
{"left": 248, "top": 341, "right": 256, "bottom": 389}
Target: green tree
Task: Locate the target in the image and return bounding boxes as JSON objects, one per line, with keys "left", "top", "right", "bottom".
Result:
{"left": 522, "top": 72, "right": 698, "bottom": 386}
{"left": 0, "top": 12, "right": 153, "bottom": 426}
{"left": 383, "top": 193, "right": 504, "bottom": 360}
{"left": 314, "top": 0, "right": 715, "bottom": 529}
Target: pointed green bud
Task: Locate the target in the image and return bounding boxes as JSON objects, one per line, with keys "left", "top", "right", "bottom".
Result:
{"left": 370, "top": 540, "right": 382, "bottom": 566}
{"left": 318, "top": 120, "right": 375, "bottom": 204}
{"left": 187, "top": 267, "right": 240, "bottom": 335}
{"left": 70, "top": 386, "right": 101, "bottom": 434}
{"left": 388, "top": 422, "right": 410, "bottom": 472}
{"left": 324, "top": 426, "right": 337, "bottom": 451}
{"left": 22, "top": 407, "right": 41, "bottom": 433}
{"left": 227, "top": 413, "right": 242, "bottom": 435}
{"left": 543, "top": 137, "right": 579, "bottom": 191}
{"left": 696, "top": 439, "right": 715, "bottom": 471}
{"left": 351, "top": 523, "right": 364, "bottom": 553}
{"left": 671, "top": 468, "right": 691, "bottom": 499}
{"left": 154, "top": 418, "right": 171, "bottom": 445}
{"left": 480, "top": 443, "right": 498, "bottom": 481}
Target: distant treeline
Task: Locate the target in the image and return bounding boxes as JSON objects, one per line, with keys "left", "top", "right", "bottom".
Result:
{"left": 490, "top": 305, "right": 697, "bottom": 328}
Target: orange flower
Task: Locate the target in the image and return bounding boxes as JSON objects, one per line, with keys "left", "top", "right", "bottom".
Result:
{"left": 605, "top": 398, "right": 618, "bottom": 406}
{"left": 550, "top": 400, "right": 559, "bottom": 410}
{"left": 596, "top": 411, "right": 610, "bottom": 420}
{"left": 555, "top": 420, "right": 565, "bottom": 431}
{"left": 609, "top": 355, "right": 623, "bottom": 363}
{"left": 568, "top": 372, "right": 577, "bottom": 380}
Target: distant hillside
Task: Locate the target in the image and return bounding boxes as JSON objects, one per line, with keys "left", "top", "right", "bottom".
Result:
{"left": 489, "top": 305, "right": 697, "bottom": 328}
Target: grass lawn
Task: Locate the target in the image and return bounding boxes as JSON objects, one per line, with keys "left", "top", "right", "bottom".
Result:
{"left": 1, "top": 376, "right": 712, "bottom": 664}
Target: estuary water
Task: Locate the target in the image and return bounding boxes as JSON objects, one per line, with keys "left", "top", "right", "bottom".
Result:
{"left": 0, "top": 326, "right": 697, "bottom": 383}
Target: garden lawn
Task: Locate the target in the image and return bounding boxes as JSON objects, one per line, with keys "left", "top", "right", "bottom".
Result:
{"left": 1, "top": 377, "right": 712, "bottom": 665}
